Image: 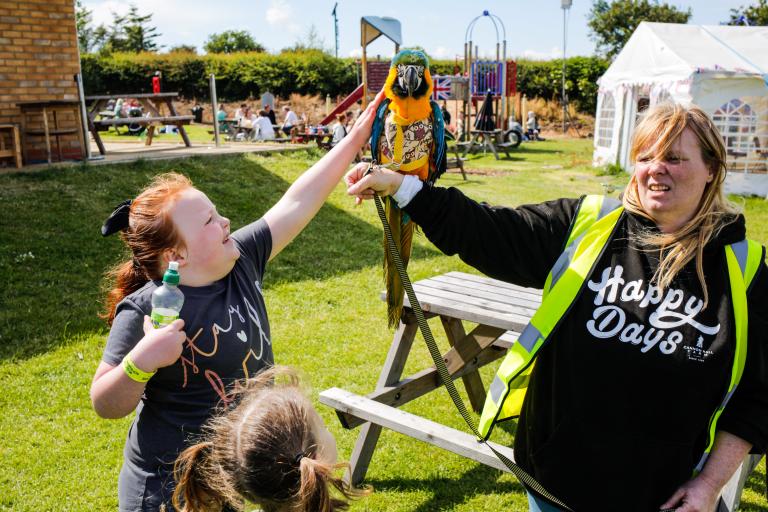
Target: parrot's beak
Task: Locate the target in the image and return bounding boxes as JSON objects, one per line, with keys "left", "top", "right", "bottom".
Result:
{"left": 398, "top": 66, "right": 423, "bottom": 97}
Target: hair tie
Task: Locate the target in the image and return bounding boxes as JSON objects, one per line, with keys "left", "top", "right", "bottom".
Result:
{"left": 293, "top": 452, "right": 305, "bottom": 465}
{"left": 101, "top": 199, "right": 132, "bottom": 237}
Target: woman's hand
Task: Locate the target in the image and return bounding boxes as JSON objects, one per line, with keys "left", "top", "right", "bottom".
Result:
{"left": 130, "top": 316, "right": 187, "bottom": 372}
{"left": 660, "top": 475, "right": 720, "bottom": 512}
{"left": 345, "top": 164, "right": 405, "bottom": 205}
{"left": 347, "top": 89, "right": 387, "bottom": 145}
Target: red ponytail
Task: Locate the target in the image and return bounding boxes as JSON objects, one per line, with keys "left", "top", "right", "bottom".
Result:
{"left": 101, "top": 172, "right": 193, "bottom": 324}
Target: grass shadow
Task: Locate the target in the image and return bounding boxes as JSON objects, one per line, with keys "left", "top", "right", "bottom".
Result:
{"left": 0, "top": 152, "right": 439, "bottom": 361}
{"left": 366, "top": 462, "right": 525, "bottom": 511}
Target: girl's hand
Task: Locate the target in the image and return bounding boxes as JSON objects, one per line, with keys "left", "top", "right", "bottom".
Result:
{"left": 130, "top": 316, "right": 187, "bottom": 373}
{"left": 345, "top": 164, "right": 404, "bottom": 205}
{"left": 348, "top": 89, "right": 387, "bottom": 145}
{"left": 660, "top": 475, "right": 720, "bottom": 512}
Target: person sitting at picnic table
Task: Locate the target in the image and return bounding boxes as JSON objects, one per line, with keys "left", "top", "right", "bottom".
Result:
{"left": 331, "top": 113, "right": 347, "bottom": 148}
{"left": 234, "top": 103, "right": 247, "bottom": 122}
{"left": 526, "top": 111, "right": 540, "bottom": 141}
{"left": 253, "top": 110, "right": 275, "bottom": 141}
{"left": 281, "top": 105, "right": 299, "bottom": 137}
{"left": 264, "top": 103, "right": 277, "bottom": 126}
{"left": 345, "top": 102, "right": 768, "bottom": 512}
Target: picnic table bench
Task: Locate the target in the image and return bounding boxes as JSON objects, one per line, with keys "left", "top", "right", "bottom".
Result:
{"left": 320, "top": 271, "right": 540, "bottom": 484}
{"left": 85, "top": 93, "right": 193, "bottom": 155}
{"left": 319, "top": 271, "right": 763, "bottom": 510}
{"left": 458, "top": 129, "right": 514, "bottom": 160}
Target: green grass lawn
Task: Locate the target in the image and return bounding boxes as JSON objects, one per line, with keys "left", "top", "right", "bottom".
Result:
{"left": 1, "top": 140, "right": 766, "bottom": 511}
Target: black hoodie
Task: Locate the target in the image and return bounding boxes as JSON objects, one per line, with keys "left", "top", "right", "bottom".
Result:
{"left": 404, "top": 186, "right": 768, "bottom": 512}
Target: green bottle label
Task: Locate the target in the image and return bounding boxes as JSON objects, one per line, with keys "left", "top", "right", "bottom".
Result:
{"left": 151, "top": 308, "right": 179, "bottom": 328}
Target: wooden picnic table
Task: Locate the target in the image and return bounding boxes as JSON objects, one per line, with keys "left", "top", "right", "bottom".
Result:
{"left": 457, "top": 129, "right": 515, "bottom": 160}
{"left": 320, "top": 271, "right": 541, "bottom": 484}
{"left": 16, "top": 100, "right": 86, "bottom": 164}
{"left": 84, "top": 92, "right": 193, "bottom": 155}
{"left": 303, "top": 131, "right": 334, "bottom": 149}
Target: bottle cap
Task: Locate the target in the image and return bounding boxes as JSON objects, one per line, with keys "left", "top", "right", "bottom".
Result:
{"left": 163, "top": 261, "right": 180, "bottom": 285}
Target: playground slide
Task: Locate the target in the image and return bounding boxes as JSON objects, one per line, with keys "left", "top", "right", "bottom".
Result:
{"left": 318, "top": 83, "right": 364, "bottom": 127}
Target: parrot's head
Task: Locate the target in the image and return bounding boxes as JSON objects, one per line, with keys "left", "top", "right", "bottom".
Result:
{"left": 387, "top": 49, "right": 431, "bottom": 100}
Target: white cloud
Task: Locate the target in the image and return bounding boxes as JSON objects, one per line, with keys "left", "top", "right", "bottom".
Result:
{"left": 348, "top": 48, "right": 362, "bottom": 58}
{"left": 266, "top": 0, "right": 293, "bottom": 26}
{"left": 431, "top": 46, "right": 452, "bottom": 59}
{"left": 521, "top": 47, "right": 563, "bottom": 60}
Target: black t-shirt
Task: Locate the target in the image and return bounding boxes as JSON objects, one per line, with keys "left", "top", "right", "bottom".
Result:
{"left": 103, "top": 219, "right": 272, "bottom": 475}
{"left": 405, "top": 188, "right": 768, "bottom": 511}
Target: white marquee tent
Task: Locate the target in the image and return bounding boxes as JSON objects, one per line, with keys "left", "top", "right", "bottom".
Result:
{"left": 593, "top": 22, "right": 768, "bottom": 196}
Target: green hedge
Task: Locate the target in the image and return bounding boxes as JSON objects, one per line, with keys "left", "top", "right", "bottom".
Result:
{"left": 81, "top": 52, "right": 607, "bottom": 113}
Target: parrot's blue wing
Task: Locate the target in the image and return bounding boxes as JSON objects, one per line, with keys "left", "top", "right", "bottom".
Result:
{"left": 370, "top": 98, "right": 391, "bottom": 164}
{"left": 430, "top": 100, "right": 447, "bottom": 184}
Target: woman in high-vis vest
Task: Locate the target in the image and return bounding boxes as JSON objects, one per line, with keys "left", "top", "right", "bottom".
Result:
{"left": 346, "top": 103, "right": 768, "bottom": 512}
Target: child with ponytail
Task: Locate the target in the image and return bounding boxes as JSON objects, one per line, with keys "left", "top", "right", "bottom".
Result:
{"left": 173, "top": 366, "right": 368, "bottom": 512}
{"left": 91, "top": 91, "right": 385, "bottom": 511}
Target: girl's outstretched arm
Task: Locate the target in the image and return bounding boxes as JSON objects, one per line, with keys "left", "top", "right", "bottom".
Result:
{"left": 263, "top": 90, "right": 385, "bottom": 260}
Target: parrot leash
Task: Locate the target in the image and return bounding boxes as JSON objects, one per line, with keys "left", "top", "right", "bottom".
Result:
{"left": 365, "top": 162, "right": 574, "bottom": 512}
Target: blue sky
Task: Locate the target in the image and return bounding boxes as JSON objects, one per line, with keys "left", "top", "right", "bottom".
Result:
{"left": 82, "top": 0, "right": 750, "bottom": 60}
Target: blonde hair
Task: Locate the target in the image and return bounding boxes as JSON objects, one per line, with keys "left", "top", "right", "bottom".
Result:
{"left": 173, "top": 366, "right": 370, "bottom": 512}
{"left": 621, "top": 102, "right": 738, "bottom": 306}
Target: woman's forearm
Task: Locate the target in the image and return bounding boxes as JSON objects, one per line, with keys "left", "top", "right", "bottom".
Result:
{"left": 699, "top": 431, "right": 752, "bottom": 490}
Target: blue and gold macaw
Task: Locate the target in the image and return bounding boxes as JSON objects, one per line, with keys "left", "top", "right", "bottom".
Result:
{"left": 370, "top": 49, "right": 447, "bottom": 327}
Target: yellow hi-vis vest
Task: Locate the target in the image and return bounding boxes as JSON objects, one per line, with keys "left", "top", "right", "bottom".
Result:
{"left": 478, "top": 195, "right": 763, "bottom": 473}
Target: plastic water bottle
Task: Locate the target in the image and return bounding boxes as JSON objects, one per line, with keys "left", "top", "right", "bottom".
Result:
{"left": 151, "top": 261, "right": 184, "bottom": 328}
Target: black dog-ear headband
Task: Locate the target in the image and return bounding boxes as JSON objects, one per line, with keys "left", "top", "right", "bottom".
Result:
{"left": 101, "top": 199, "right": 132, "bottom": 237}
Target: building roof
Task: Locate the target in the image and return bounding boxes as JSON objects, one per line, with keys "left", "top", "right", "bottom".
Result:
{"left": 599, "top": 22, "right": 768, "bottom": 88}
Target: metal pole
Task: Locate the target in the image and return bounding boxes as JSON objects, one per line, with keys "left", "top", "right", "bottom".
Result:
{"left": 210, "top": 74, "right": 221, "bottom": 147}
{"left": 361, "top": 22, "right": 368, "bottom": 109}
{"left": 502, "top": 40, "right": 507, "bottom": 130}
{"left": 74, "top": 73, "right": 93, "bottom": 160}
{"left": 561, "top": 1, "right": 571, "bottom": 133}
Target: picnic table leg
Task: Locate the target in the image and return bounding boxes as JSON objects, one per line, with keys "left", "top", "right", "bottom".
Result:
{"left": 145, "top": 125, "right": 155, "bottom": 146}
{"left": 41, "top": 107, "right": 52, "bottom": 164}
{"left": 346, "top": 313, "right": 418, "bottom": 485}
{"left": 87, "top": 101, "right": 106, "bottom": 155}
{"left": 441, "top": 317, "right": 487, "bottom": 413}
{"left": 488, "top": 140, "right": 499, "bottom": 160}
{"left": 165, "top": 100, "right": 192, "bottom": 147}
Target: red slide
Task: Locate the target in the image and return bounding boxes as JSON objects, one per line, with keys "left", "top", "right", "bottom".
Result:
{"left": 318, "top": 83, "right": 364, "bottom": 126}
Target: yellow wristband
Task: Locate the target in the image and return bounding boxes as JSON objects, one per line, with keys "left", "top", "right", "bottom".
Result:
{"left": 122, "top": 354, "right": 156, "bottom": 383}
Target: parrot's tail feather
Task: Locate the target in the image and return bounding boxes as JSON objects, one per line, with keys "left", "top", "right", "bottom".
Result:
{"left": 383, "top": 200, "right": 412, "bottom": 329}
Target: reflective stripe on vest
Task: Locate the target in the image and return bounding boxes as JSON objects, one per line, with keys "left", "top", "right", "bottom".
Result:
{"left": 694, "top": 238, "right": 763, "bottom": 472}
{"left": 480, "top": 195, "right": 623, "bottom": 439}
{"left": 479, "top": 196, "right": 762, "bottom": 460}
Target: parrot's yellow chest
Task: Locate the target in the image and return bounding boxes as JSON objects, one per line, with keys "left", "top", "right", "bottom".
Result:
{"left": 379, "top": 110, "right": 433, "bottom": 174}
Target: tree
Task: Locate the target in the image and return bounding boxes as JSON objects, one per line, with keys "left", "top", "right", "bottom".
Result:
{"left": 204, "top": 30, "right": 264, "bottom": 54}
{"left": 93, "top": 4, "right": 161, "bottom": 53}
{"left": 726, "top": 0, "right": 768, "bottom": 25}
{"left": 75, "top": 0, "right": 96, "bottom": 53}
{"left": 588, "top": 0, "right": 691, "bottom": 59}
{"left": 282, "top": 25, "right": 331, "bottom": 54}
{"left": 119, "top": 5, "right": 162, "bottom": 52}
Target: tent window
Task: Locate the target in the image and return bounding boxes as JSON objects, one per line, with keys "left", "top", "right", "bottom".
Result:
{"left": 713, "top": 99, "right": 767, "bottom": 173}
{"left": 597, "top": 93, "right": 615, "bottom": 148}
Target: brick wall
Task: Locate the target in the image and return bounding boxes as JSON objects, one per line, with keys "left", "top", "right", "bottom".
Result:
{"left": 0, "top": 0, "right": 83, "bottom": 163}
